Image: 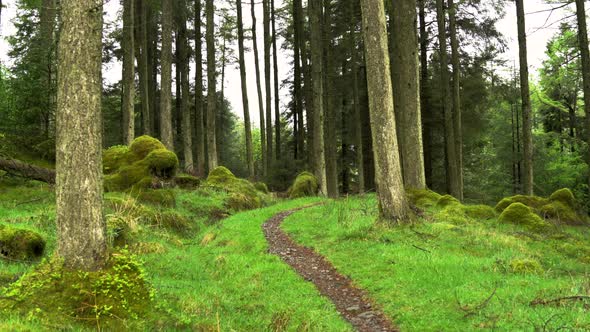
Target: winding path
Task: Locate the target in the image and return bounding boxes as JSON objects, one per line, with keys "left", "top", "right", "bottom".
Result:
{"left": 262, "top": 206, "right": 398, "bottom": 332}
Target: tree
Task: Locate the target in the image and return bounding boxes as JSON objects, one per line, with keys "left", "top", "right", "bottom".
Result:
{"left": 56, "top": 0, "right": 107, "bottom": 270}
{"left": 272, "top": 0, "right": 281, "bottom": 159}
{"left": 418, "top": 0, "right": 432, "bottom": 188}
{"left": 263, "top": 0, "right": 273, "bottom": 169}
{"left": 350, "top": 0, "right": 364, "bottom": 193}
{"left": 194, "top": 0, "right": 206, "bottom": 177}
{"left": 136, "top": 0, "right": 151, "bottom": 135}
{"left": 178, "top": 0, "right": 193, "bottom": 173}
{"left": 391, "top": 0, "right": 426, "bottom": 190}
{"left": 324, "top": 0, "right": 338, "bottom": 198}
{"left": 360, "top": 0, "right": 409, "bottom": 222}
{"left": 121, "top": 0, "right": 135, "bottom": 145}
{"left": 237, "top": 0, "right": 254, "bottom": 179}
{"left": 575, "top": 0, "right": 590, "bottom": 190}
{"left": 160, "top": 0, "right": 174, "bottom": 150}
{"left": 251, "top": 0, "right": 267, "bottom": 176}
{"left": 309, "top": 0, "right": 327, "bottom": 195}
{"left": 292, "top": 0, "right": 304, "bottom": 159}
{"left": 515, "top": 0, "right": 533, "bottom": 195}
{"left": 448, "top": 0, "right": 463, "bottom": 199}
{"left": 206, "top": 0, "right": 218, "bottom": 170}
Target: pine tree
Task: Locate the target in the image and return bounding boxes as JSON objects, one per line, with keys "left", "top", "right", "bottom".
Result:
{"left": 160, "top": 0, "right": 174, "bottom": 150}
{"left": 206, "top": 0, "right": 218, "bottom": 170}
{"left": 122, "top": 0, "right": 135, "bottom": 145}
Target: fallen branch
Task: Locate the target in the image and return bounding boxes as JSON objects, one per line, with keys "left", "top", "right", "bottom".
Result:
{"left": 411, "top": 244, "right": 432, "bottom": 254}
{"left": 456, "top": 287, "right": 497, "bottom": 318}
{"left": 0, "top": 158, "right": 55, "bottom": 184}
{"left": 530, "top": 295, "right": 590, "bottom": 306}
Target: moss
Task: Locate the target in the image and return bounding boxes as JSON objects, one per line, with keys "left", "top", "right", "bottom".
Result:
{"left": 495, "top": 195, "right": 549, "bottom": 213}
{"left": 436, "top": 195, "right": 460, "bottom": 208}
{"left": 131, "top": 176, "right": 155, "bottom": 192}
{"left": 142, "top": 149, "right": 178, "bottom": 178}
{"left": 0, "top": 225, "right": 45, "bottom": 261}
{"left": 509, "top": 258, "right": 543, "bottom": 274}
{"left": 205, "top": 166, "right": 268, "bottom": 210}
{"left": 406, "top": 189, "right": 442, "bottom": 209}
{"left": 103, "top": 145, "right": 132, "bottom": 174}
{"left": 559, "top": 242, "right": 590, "bottom": 260}
{"left": 106, "top": 215, "right": 133, "bottom": 247}
{"left": 495, "top": 198, "right": 514, "bottom": 213}
{"left": 225, "top": 192, "right": 260, "bottom": 211}
{"left": 463, "top": 205, "right": 497, "bottom": 220}
{"left": 129, "top": 135, "right": 166, "bottom": 160}
{"left": 206, "top": 166, "right": 236, "bottom": 185}
{"left": 254, "top": 182, "right": 269, "bottom": 194}
{"left": 174, "top": 174, "right": 201, "bottom": 189}
{"left": 136, "top": 189, "right": 176, "bottom": 208}
{"left": 0, "top": 251, "right": 153, "bottom": 330}
{"left": 104, "top": 164, "right": 149, "bottom": 192}
{"left": 498, "top": 203, "right": 550, "bottom": 231}
{"left": 288, "top": 171, "right": 319, "bottom": 199}
{"left": 540, "top": 201, "right": 581, "bottom": 225}
{"left": 151, "top": 211, "right": 191, "bottom": 234}
{"left": 549, "top": 188, "right": 576, "bottom": 208}
{"left": 434, "top": 204, "right": 471, "bottom": 225}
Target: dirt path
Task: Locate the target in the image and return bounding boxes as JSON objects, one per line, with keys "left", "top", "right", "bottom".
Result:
{"left": 263, "top": 206, "right": 398, "bottom": 332}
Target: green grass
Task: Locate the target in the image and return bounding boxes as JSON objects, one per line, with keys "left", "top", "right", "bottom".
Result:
{"left": 282, "top": 195, "right": 590, "bottom": 331}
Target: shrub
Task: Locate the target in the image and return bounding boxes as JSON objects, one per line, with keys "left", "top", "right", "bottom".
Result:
{"left": 498, "top": 203, "right": 549, "bottom": 231}
{"left": 288, "top": 172, "right": 319, "bottom": 198}
{"left": 0, "top": 225, "right": 45, "bottom": 261}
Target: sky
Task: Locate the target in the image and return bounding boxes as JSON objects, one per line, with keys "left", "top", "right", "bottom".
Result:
{"left": 0, "top": 0, "right": 582, "bottom": 128}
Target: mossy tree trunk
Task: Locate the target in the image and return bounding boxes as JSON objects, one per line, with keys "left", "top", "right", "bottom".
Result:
{"left": 360, "top": 0, "right": 410, "bottom": 222}
{"left": 251, "top": 0, "right": 267, "bottom": 177}
{"left": 391, "top": 0, "right": 426, "bottom": 190}
{"left": 160, "top": 0, "right": 174, "bottom": 150}
{"left": 178, "top": 0, "right": 193, "bottom": 173}
{"left": 323, "top": 0, "right": 339, "bottom": 198}
{"left": 237, "top": 0, "right": 255, "bottom": 179}
{"left": 516, "top": 0, "right": 534, "bottom": 195}
{"left": 206, "top": 0, "right": 218, "bottom": 171}
{"left": 194, "top": 0, "right": 206, "bottom": 177}
{"left": 310, "top": 0, "right": 327, "bottom": 195}
{"left": 263, "top": 0, "right": 274, "bottom": 169}
{"left": 122, "top": 0, "right": 135, "bottom": 145}
{"left": 575, "top": 0, "right": 590, "bottom": 192}
{"left": 448, "top": 0, "right": 463, "bottom": 200}
{"left": 56, "top": 0, "right": 107, "bottom": 271}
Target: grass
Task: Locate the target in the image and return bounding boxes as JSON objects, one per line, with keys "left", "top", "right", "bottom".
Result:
{"left": 282, "top": 194, "right": 590, "bottom": 331}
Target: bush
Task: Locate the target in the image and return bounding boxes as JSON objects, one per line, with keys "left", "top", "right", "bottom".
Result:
{"left": 0, "top": 225, "right": 45, "bottom": 261}
{"left": 498, "top": 203, "right": 549, "bottom": 231}
{"left": 288, "top": 172, "right": 319, "bottom": 199}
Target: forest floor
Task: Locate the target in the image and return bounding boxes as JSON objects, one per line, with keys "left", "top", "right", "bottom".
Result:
{"left": 0, "top": 177, "right": 589, "bottom": 331}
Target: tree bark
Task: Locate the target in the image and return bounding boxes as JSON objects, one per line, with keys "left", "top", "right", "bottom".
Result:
{"left": 237, "top": 0, "right": 255, "bottom": 179}
{"left": 271, "top": 0, "right": 281, "bottom": 159}
{"left": 575, "top": 0, "right": 590, "bottom": 191}
{"left": 360, "top": 0, "right": 410, "bottom": 222}
{"left": 136, "top": 0, "right": 151, "bottom": 136}
{"left": 39, "top": 0, "right": 57, "bottom": 139}
{"left": 122, "top": 0, "right": 135, "bottom": 145}
{"left": 350, "top": 0, "right": 364, "bottom": 194}
{"left": 251, "top": 0, "right": 267, "bottom": 177}
{"left": 160, "top": 0, "right": 174, "bottom": 150}
{"left": 293, "top": 0, "right": 304, "bottom": 159}
{"left": 418, "top": 0, "right": 433, "bottom": 188}
{"left": 263, "top": 0, "right": 273, "bottom": 169}
{"left": 436, "top": 0, "right": 461, "bottom": 198}
{"left": 56, "top": 0, "right": 107, "bottom": 270}
{"left": 516, "top": 0, "right": 534, "bottom": 195}
{"left": 0, "top": 158, "right": 55, "bottom": 184}
{"left": 206, "top": 0, "right": 218, "bottom": 170}
{"left": 309, "top": 0, "right": 327, "bottom": 195}
{"left": 194, "top": 0, "right": 206, "bottom": 177}
{"left": 448, "top": 0, "right": 463, "bottom": 200}
{"left": 178, "top": 0, "right": 193, "bottom": 173}
{"left": 323, "top": 0, "right": 338, "bottom": 198}
{"left": 391, "top": 0, "right": 426, "bottom": 190}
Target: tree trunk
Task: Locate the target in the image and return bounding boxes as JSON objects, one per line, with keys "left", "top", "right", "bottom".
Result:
{"left": 323, "top": 0, "right": 338, "bottom": 198}
{"left": 178, "top": 0, "right": 193, "bottom": 173}
{"left": 271, "top": 0, "right": 281, "bottom": 159}
{"left": 360, "top": 0, "right": 410, "bottom": 222}
{"left": 418, "top": 0, "right": 433, "bottom": 188}
{"left": 0, "top": 158, "right": 56, "bottom": 184}
{"left": 576, "top": 0, "right": 590, "bottom": 191}
{"left": 206, "top": 0, "right": 218, "bottom": 171}
{"left": 293, "top": 0, "right": 304, "bottom": 159}
{"left": 448, "top": 0, "right": 463, "bottom": 200}
{"left": 251, "top": 0, "right": 267, "bottom": 177}
{"left": 350, "top": 0, "right": 364, "bottom": 194}
{"left": 146, "top": 3, "right": 157, "bottom": 135}
{"left": 56, "top": 0, "right": 107, "bottom": 270}
{"left": 436, "top": 0, "right": 460, "bottom": 199}
{"left": 160, "top": 0, "right": 174, "bottom": 150}
{"left": 309, "top": 0, "right": 327, "bottom": 195}
{"left": 137, "top": 0, "right": 151, "bottom": 136}
{"left": 194, "top": 0, "right": 206, "bottom": 177}
{"left": 39, "top": 0, "right": 57, "bottom": 139}
{"left": 391, "top": 0, "right": 426, "bottom": 190}
{"left": 122, "top": 0, "right": 135, "bottom": 145}
{"left": 300, "top": 2, "right": 315, "bottom": 165}
{"left": 263, "top": 0, "right": 273, "bottom": 169}
{"left": 516, "top": 0, "right": 534, "bottom": 195}
{"left": 237, "top": 0, "right": 255, "bottom": 179}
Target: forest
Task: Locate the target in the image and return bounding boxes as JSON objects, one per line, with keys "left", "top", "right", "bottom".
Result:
{"left": 0, "top": 0, "right": 589, "bottom": 330}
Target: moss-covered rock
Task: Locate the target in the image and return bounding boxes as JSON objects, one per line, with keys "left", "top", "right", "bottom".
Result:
{"left": 549, "top": 188, "right": 576, "bottom": 208}
{"left": 463, "top": 205, "right": 497, "bottom": 220}
{"left": 254, "top": 182, "right": 269, "bottom": 194}
{"left": 103, "top": 145, "right": 133, "bottom": 174}
{"left": 136, "top": 189, "right": 176, "bottom": 208}
{"left": 206, "top": 166, "right": 235, "bottom": 185}
{"left": 129, "top": 135, "right": 166, "bottom": 160}
{"left": 0, "top": 225, "right": 45, "bottom": 261}
{"left": 288, "top": 171, "right": 319, "bottom": 198}
{"left": 142, "top": 149, "right": 178, "bottom": 178}
{"left": 434, "top": 204, "right": 471, "bottom": 225}
{"left": 174, "top": 174, "right": 201, "bottom": 189}
{"left": 436, "top": 195, "right": 460, "bottom": 208}
{"left": 495, "top": 195, "right": 549, "bottom": 213}
{"left": 225, "top": 192, "right": 260, "bottom": 211}
{"left": 498, "top": 203, "right": 549, "bottom": 231}
{"left": 104, "top": 164, "right": 149, "bottom": 192}
{"left": 205, "top": 166, "right": 268, "bottom": 210}
{"left": 406, "top": 189, "right": 442, "bottom": 209}
{"left": 509, "top": 258, "right": 543, "bottom": 274}
{"left": 540, "top": 201, "right": 581, "bottom": 225}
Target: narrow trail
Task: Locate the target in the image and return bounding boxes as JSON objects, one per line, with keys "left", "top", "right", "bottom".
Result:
{"left": 262, "top": 206, "right": 398, "bottom": 332}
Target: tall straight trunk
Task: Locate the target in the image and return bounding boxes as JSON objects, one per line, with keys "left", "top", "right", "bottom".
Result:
{"left": 391, "top": 0, "right": 426, "bottom": 190}
{"left": 178, "top": 0, "right": 193, "bottom": 173}
{"left": 271, "top": 0, "right": 281, "bottom": 158}
{"left": 515, "top": 0, "right": 534, "bottom": 195}
{"left": 194, "top": 0, "right": 206, "bottom": 177}
{"left": 360, "top": 0, "right": 410, "bottom": 222}
{"left": 237, "top": 0, "right": 255, "bottom": 179}
{"left": 206, "top": 0, "right": 218, "bottom": 170}
{"left": 39, "top": 0, "right": 57, "bottom": 138}
{"left": 175, "top": 36, "right": 182, "bottom": 140}
{"left": 300, "top": 1, "right": 314, "bottom": 165}
{"left": 56, "top": 0, "right": 107, "bottom": 270}
{"left": 293, "top": 0, "right": 303, "bottom": 159}
{"left": 160, "top": 0, "right": 174, "bottom": 150}
{"left": 122, "top": 0, "right": 135, "bottom": 145}
{"left": 418, "top": 0, "right": 433, "bottom": 188}
{"left": 575, "top": 0, "right": 590, "bottom": 190}
{"left": 263, "top": 0, "right": 273, "bottom": 169}
{"left": 147, "top": 4, "right": 158, "bottom": 136}
{"left": 435, "top": 0, "right": 460, "bottom": 198}
{"left": 448, "top": 0, "right": 463, "bottom": 199}
{"left": 350, "top": 0, "right": 364, "bottom": 193}
{"left": 251, "top": 0, "right": 267, "bottom": 176}
{"left": 137, "top": 0, "right": 151, "bottom": 135}
{"left": 323, "top": 0, "right": 338, "bottom": 198}
{"left": 310, "top": 0, "right": 327, "bottom": 195}
{"left": 220, "top": 33, "right": 227, "bottom": 103}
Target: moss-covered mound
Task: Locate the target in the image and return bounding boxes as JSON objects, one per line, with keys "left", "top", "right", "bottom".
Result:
{"left": 136, "top": 189, "right": 176, "bottom": 208}
{"left": 509, "top": 258, "right": 543, "bottom": 275}
{"left": 463, "top": 205, "right": 497, "bottom": 220}
{"left": 0, "top": 252, "right": 153, "bottom": 330}
{"left": 498, "top": 203, "right": 550, "bottom": 231}
{"left": 0, "top": 225, "right": 45, "bottom": 261}
{"left": 254, "top": 182, "right": 269, "bottom": 194}
{"left": 549, "top": 188, "right": 576, "bottom": 207}
{"left": 205, "top": 166, "right": 268, "bottom": 211}
{"left": 104, "top": 136, "right": 178, "bottom": 192}
{"left": 495, "top": 195, "right": 549, "bottom": 213}
{"left": 436, "top": 195, "right": 460, "bottom": 208}
{"left": 288, "top": 171, "right": 319, "bottom": 199}
{"left": 406, "top": 189, "right": 442, "bottom": 209}
{"left": 174, "top": 174, "right": 201, "bottom": 189}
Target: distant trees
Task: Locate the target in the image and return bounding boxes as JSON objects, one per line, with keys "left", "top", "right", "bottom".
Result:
{"left": 160, "top": 0, "right": 173, "bottom": 150}
{"left": 575, "top": 0, "right": 590, "bottom": 189}
{"left": 237, "top": 0, "right": 254, "bottom": 179}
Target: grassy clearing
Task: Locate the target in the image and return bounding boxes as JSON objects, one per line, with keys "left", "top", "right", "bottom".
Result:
{"left": 282, "top": 195, "right": 590, "bottom": 331}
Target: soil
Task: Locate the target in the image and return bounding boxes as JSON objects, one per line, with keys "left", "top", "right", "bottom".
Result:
{"left": 263, "top": 206, "right": 398, "bottom": 332}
